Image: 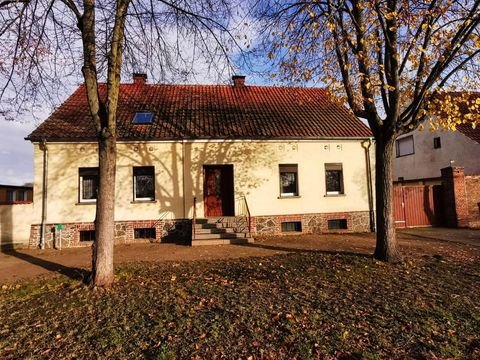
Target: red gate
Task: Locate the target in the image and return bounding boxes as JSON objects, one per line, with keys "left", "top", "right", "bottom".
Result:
{"left": 394, "top": 185, "right": 443, "bottom": 228}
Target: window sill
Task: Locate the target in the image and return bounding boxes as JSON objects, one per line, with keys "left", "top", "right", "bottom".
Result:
{"left": 131, "top": 200, "right": 157, "bottom": 204}
{"left": 324, "top": 194, "right": 346, "bottom": 197}
{"left": 396, "top": 153, "right": 414, "bottom": 158}
{"left": 278, "top": 195, "right": 301, "bottom": 199}
{"left": 76, "top": 201, "right": 96, "bottom": 205}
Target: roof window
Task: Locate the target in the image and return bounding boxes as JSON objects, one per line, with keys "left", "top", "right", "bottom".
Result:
{"left": 132, "top": 112, "right": 154, "bottom": 124}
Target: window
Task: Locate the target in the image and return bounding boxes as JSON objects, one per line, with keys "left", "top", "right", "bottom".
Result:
{"left": 132, "top": 112, "right": 154, "bottom": 124}
{"left": 133, "top": 166, "right": 155, "bottom": 200}
{"left": 16, "top": 190, "right": 27, "bottom": 201}
{"left": 328, "top": 219, "right": 348, "bottom": 230}
{"left": 6, "top": 190, "right": 14, "bottom": 202}
{"left": 433, "top": 137, "right": 441, "bottom": 149}
{"left": 79, "top": 168, "right": 99, "bottom": 202}
{"left": 281, "top": 221, "right": 302, "bottom": 232}
{"left": 79, "top": 230, "right": 96, "bottom": 242}
{"left": 279, "top": 164, "right": 298, "bottom": 196}
{"left": 325, "top": 163, "right": 344, "bottom": 195}
{"left": 396, "top": 135, "right": 414, "bottom": 157}
{"left": 134, "top": 228, "right": 156, "bottom": 240}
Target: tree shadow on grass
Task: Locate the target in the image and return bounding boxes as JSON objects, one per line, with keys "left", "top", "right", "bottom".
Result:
{"left": 232, "top": 242, "right": 373, "bottom": 259}
{"left": 1, "top": 246, "right": 90, "bottom": 283}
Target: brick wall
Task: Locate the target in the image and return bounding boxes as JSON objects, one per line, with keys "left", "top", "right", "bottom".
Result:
{"left": 29, "top": 219, "right": 191, "bottom": 248}
{"left": 441, "top": 167, "right": 480, "bottom": 228}
{"left": 465, "top": 175, "right": 480, "bottom": 228}
{"left": 441, "top": 167, "right": 469, "bottom": 227}
{"left": 253, "top": 211, "right": 370, "bottom": 235}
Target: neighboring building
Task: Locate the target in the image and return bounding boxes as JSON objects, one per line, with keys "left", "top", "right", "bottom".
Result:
{"left": 0, "top": 184, "right": 34, "bottom": 247}
{"left": 393, "top": 120, "right": 480, "bottom": 184}
{"left": 24, "top": 74, "right": 375, "bottom": 248}
{"left": 393, "top": 124, "right": 480, "bottom": 185}
{"left": 392, "top": 93, "right": 480, "bottom": 229}
{"left": 0, "top": 184, "right": 33, "bottom": 204}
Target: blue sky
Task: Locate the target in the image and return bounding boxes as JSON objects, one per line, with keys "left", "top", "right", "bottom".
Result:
{"left": 0, "top": 120, "right": 36, "bottom": 185}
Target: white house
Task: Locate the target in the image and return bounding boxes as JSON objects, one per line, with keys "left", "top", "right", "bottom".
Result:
{"left": 22, "top": 75, "right": 375, "bottom": 248}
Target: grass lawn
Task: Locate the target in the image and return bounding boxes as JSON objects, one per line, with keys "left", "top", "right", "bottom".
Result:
{"left": 0, "top": 250, "right": 479, "bottom": 359}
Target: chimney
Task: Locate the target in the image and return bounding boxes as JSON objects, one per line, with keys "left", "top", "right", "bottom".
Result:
{"left": 232, "top": 75, "right": 246, "bottom": 88}
{"left": 133, "top": 73, "right": 147, "bottom": 85}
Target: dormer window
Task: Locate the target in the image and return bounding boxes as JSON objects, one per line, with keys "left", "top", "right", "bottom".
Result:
{"left": 132, "top": 112, "right": 153, "bottom": 124}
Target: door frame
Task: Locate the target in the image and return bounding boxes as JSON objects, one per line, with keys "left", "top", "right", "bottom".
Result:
{"left": 203, "top": 164, "right": 235, "bottom": 217}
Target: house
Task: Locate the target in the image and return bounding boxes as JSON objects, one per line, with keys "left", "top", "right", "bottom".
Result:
{"left": 393, "top": 93, "right": 480, "bottom": 185}
{"left": 24, "top": 74, "right": 374, "bottom": 248}
{"left": 0, "top": 184, "right": 33, "bottom": 204}
{"left": 392, "top": 93, "right": 480, "bottom": 229}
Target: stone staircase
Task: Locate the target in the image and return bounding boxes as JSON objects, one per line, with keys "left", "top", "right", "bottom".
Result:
{"left": 191, "top": 217, "right": 253, "bottom": 246}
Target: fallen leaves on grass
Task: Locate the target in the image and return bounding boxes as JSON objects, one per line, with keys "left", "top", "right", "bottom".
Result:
{"left": 0, "top": 253, "right": 479, "bottom": 359}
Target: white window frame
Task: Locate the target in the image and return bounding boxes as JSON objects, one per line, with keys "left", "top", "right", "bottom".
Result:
{"left": 279, "top": 164, "right": 299, "bottom": 197}
{"left": 325, "top": 163, "right": 344, "bottom": 195}
{"left": 79, "top": 168, "right": 99, "bottom": 203}
{"left": 133, "top": 166, "right": 155, "bottom": 201}
{"left": 396, "top": 135, "right": 415, "bottom": 157}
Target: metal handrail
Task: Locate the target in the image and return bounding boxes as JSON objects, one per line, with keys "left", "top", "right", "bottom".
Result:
{"left": 243, "top": 195, "right": 252, "bottom": 235}
{"left": 192, "top": 196, "right": 197, "bottom": 243}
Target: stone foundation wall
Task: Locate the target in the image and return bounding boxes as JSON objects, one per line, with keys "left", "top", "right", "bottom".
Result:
{"left": 29, "top": 219, "right": 191, "bottom": 248}
{"left": 252, "top": 211, "right": 370, "bottom": 235}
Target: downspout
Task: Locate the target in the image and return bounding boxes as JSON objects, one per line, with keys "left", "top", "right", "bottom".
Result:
{"left": 40, "top": 139, "right": 48, "bottom": 249}
{"left": 362, "top": 138, "right": 376, "bottom": 232}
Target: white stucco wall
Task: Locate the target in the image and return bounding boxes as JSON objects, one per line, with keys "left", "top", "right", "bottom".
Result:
{"left": 393, "top": 128, "right": 480, "bottom": 181}
{"left": 31, "top": 139, "right": 375, "bottom": 225}
{"left": 0, "top": 203, "right": 34, "bottom": 245}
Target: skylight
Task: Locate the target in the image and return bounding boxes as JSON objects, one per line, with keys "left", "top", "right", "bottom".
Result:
{"left": 132, "top": 112, "right": 154, "bottom": 124}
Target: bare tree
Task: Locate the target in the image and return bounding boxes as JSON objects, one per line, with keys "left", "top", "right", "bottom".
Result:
{"left": 0, "top": 0, "right": 242, "bottom": 286}
{"left": 255, "top": 0, "right": 480, "bottom": 262}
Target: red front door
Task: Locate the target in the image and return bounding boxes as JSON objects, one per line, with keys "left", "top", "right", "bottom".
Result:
{"left": 203, "top": 165, "right": 234, "bottom": 217}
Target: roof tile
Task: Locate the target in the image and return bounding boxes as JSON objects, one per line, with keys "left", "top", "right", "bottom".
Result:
{"left": 27, "top": 83, "right": 373, "bottom": 141}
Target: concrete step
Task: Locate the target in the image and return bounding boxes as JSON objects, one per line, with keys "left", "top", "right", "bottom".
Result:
{"left": 195, "top": 217, "right": 237, "bottom": 223}
{"left": 191, "top": 237, "right": 254, "bottom": 246}
{"left": 195, "top": 223, "right": 248, "bottom": 229}
{"left": 195, "top": 217, "right": 246, "bottom": 224}
{"left": 191, "top": 217, "right": 252, "bottom": 245}
{"left": 194, "top": 223, "right": 229, "bottom": 229}
{"left": 193, "top": 232, "right": 249, "bottom": 240}
{"left": 194, "top": 227, "right": 236, "bottom": 234}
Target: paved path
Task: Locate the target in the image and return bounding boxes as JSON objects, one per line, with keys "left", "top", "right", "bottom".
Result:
{"left": 400, "top": 227, "right": 480, "bottom": 246}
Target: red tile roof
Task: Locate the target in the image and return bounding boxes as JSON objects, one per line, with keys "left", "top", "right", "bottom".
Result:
{"left": 457, "top": 123, "right": 480, "bottom": 144}
{"left": 27, "top": 83, "right": 372, "bottom": 141}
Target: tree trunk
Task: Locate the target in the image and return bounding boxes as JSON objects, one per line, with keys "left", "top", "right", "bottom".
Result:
{"left": 92, "top": 133, "right": 116, "bottom": 286}
{"left": 373, "top": 136, "right": 402, "bottom": 262}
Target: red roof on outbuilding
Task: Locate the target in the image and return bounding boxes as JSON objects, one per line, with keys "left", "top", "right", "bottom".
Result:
{"left": 27, "top": 83, "right": 372, "bottom": 141}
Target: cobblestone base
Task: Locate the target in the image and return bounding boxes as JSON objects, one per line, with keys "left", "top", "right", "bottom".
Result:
{"left": 252, "top": 211, "right": 371, "bottom": 235}
{"left": 29, "top": 219, "right": 191, "bottom": 248}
